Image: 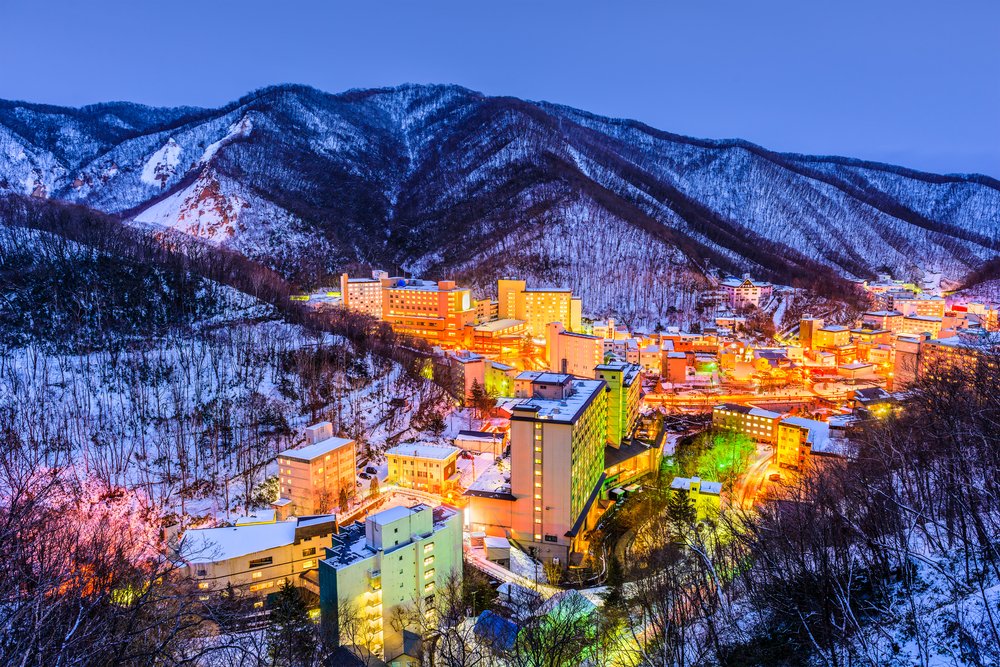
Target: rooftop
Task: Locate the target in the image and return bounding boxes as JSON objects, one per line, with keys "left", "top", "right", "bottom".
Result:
{"left": 671, "top": 476, "right": 723, "bottom": 495}
{"left": 387, "top": 442, "right": 460, "bottom": 460}
{"left": 279, "top": 436, "right": 354, "bottom": 462}
{"left": 513, "top": 378, "right": 606, "bottom": 424}
{"left": 181, "top": 514, "right": 336, "bottom": 564}
{"left": 474, "top": 318, "right": 526, "bottom": 333}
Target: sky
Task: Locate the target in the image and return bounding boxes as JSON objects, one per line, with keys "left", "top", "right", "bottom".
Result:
{"left": 1, "top": 0, "right": 997, "bottom": 176}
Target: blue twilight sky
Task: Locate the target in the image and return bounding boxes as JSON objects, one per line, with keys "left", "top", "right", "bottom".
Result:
{"left": 1, "top": 0, "right": 998, "bottom": 176}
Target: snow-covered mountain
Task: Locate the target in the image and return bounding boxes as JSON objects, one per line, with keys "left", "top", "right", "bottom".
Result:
{"left": 1, "top": 84, "right": 998, "bottom": 320}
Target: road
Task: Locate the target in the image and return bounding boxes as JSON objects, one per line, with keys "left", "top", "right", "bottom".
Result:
{"left": 464, "top": 548, "right": 562, "bottom": 599}
{"left": 731, "top": 447, "right": 775, "bottom": 509}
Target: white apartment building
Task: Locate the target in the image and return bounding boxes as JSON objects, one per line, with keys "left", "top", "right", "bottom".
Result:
{"left": 319, "top": 504, "right": 462, "bottom": 663}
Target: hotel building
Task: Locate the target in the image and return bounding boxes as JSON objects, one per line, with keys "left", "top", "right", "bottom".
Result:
{"left": 497, "top": 278, "right": 582, "bottom": 337}
{"left": 276, "top": 422, "right": 357, "bottom": 516}
{"left": 546, "top": 322, "right": 603, "bottom": 378}
{"left": 719, "top": 275, "right": 774, "bottom": 310}
{"left": 595, "top": 362, "right": 642, "bottom": 446}
{"left": 380, "top": 278, "right": 476, "bottom": 346}
{"left": 180, "top": 514, "right": 337, "bottom": 601}
{"left": 339, "top": 270, "right": 388, "bottom": 318}
{"left": 466, "top": 372, "right": 609, "bottom": 565}
{"left": 319, "top": 504, "right": 462, "bottom": 663}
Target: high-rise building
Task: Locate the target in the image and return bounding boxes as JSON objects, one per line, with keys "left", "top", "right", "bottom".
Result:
{"left": 497, "top": 278, "right": 582, "bottom": 337}
{"left": 380, "top": 278, "right": 476, "bottom": 346}
{"left": 467, "top": 372, "right": 609, "bottom": 564}
{"left": 319, "top": 504, "right": 462, "bottom": 662}
{"left": 339, "top": 270, "right": 388, "bottom": 318}
{"left": 276, "top": 422, "right": 356, "bottom": 516}
{"left": 595, "top": 362, "right": 642, "bottom": 446}
{"left": 546, "top": 322, "right": 603, "bottom": 378}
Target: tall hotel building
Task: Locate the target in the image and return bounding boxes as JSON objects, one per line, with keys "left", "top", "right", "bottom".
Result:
{"left": 380, "top": 278, "right": 476, "bottom": 346}
{"left": 497, "top": 278, "right": 583, "bottom": 337}
{"left": 466, "top": 372, "right": 609, "bottom": 565}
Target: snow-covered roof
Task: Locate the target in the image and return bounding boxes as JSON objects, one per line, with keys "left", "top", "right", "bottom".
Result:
{"left": 513, "top": 378, "right": 605, "bottom": 423}
{"left": 387, "top": 442, "right": 460, "bottom": 460}
{"left": 279, "top": 436, "right": 354, "bottom": 462}
{"left": 670, "top": 476, "right": 722, "bottom": 496}
{"left": 370, "top": 505, "right": 415, "bottom": 525}
{"left": 181, "top": 514, "right": 336, "bottom": 564}
{"left": 474, "top": 318, "right": 525, "bottom": 333}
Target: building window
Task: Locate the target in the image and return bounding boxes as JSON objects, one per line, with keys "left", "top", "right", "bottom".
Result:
{"left": 302, "top": 560, "right": 315, "bottom": 570}
{"left": 425, "top": 569, "right": 435, "bottom": 579}
{"left": 248, "top": 557, "right": 273, "bottom": 569}
{"left": 302, "top": 547, "right": 316, "bottom": 557}
{"left": 196, "top": 569, "right": 207, "bottom": 577}
{"left": 252, "top": 571, "right": 263, "bottom": 580}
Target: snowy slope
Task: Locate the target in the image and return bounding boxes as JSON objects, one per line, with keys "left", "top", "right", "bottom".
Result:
{"left": 1, "top": 84, "right": 998, "bottom": 317}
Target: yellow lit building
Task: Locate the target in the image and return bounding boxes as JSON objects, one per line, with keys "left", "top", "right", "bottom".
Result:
{"left": 466, "top": 372, "right": 609, "bottom": 565}
{"left": 775, "top": 417, "right": 848, "bottom": 470}
{"left": 669, "top": 476, "right": 722, "bottom": 521}
{"left": 712, "top": 403, "right": 783, "bottom": 445}
{"left": 381, "top": 278, "right": 476, "bottom": 346}
{"left": 386, "top": 443, "right": 461, "bottom": 494}
{"left": 497, "top": 278, "right": 582, "bottom": 337}
{"left": 813, "top": 325, "right": 851, "bottom": 349}
{"left": 277, "top": 422, "right": 357, "bottom": 516}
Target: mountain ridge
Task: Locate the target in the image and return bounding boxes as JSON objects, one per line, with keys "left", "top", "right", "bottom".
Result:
{"left": 1, "top": 83, "right": 998, "bottom": 323}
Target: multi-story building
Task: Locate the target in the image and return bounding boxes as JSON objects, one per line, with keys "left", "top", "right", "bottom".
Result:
{"left": 719, "top": 274, "right": 774, "bottom": 310}
{"left": 180, "top": 514, "right": 337, "bottom": 601}
{"left": 712, "top": 403, "right": 783, "bottom": 444}
{"left": 896, "top": 315, "right": 943, "bottom": 338}
{"left": 386, "top": 443, "right": 461, "bottom": 494}
{"left": 664, "top": 351, "right": 689, "bottom": 384}
{"left": 497, "top": 278, "right": 582, "bottom": 337}
{"left": 776, "top": 417, "right": 834, "bottom": 470}
{"left": 891, "top": 333, "right": 926, "bottom": 390}
{"left": 475, "top": 298, "right": 499, "bottom": 324}
{"left": 319, "top": 504, "right": 462, "bottom": 663}
{"left": 889, "top": 294, "right": 946, "bottom": 319}
{"left": 276, "top": 423, "right": 357, "bottom": 516}
{"left": 799, "top": 315, "right": 824, "bottom": 349}
{"left": 595, "top": 362, "right": 642, "bottom": 446}
{"left": 466, "top": 372, "right": 609, "bottom": 564}
{"left": 339, "top": 270, "right": 388, "bottom": 318}
{"left": 813, "top": 325, "right": 851, "bottom": 349}
{"left": 918, "top": 331, "right": 999, "bottom": 381}
{"left": 380, "top": 278, "right": 476, "bottom": 346}
{"left": 546, "top": 322, "right": 603, "bottom": 378}
{"left": 862, "top": 310, "right": 904, "bottom": 333}
{"left": 469, "top": 318, "right": 527, "bottom": 355}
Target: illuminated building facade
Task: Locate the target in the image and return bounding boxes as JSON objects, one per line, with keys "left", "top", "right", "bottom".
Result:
{"left": 497, "top": 278, "right": 582, "bottom": 337}
{"left": 276, "top": 422, "right": 356, "bottom": 515}
{"left": 381, "top": 278, "right": 476, "bottom": 346}
{"left": 386, "top": 443, "right": 461, "bottom": 494}
{"left": 319, "top": 504, "right": 462, "bottom": 662}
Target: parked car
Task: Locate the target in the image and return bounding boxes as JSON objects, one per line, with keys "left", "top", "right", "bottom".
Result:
{"left": 359, "top": 472, "right": 371, "bottom": 480}
{"left": 768, "top": 473, "right": 782, "bottom": 482}
{"left": 365, "top": 466, "right": 378, "bottom": 475}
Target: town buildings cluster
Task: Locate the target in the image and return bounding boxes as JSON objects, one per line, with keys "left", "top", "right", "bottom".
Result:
{"left": 170, "top": 269, "right": 998, "bottom": 664}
